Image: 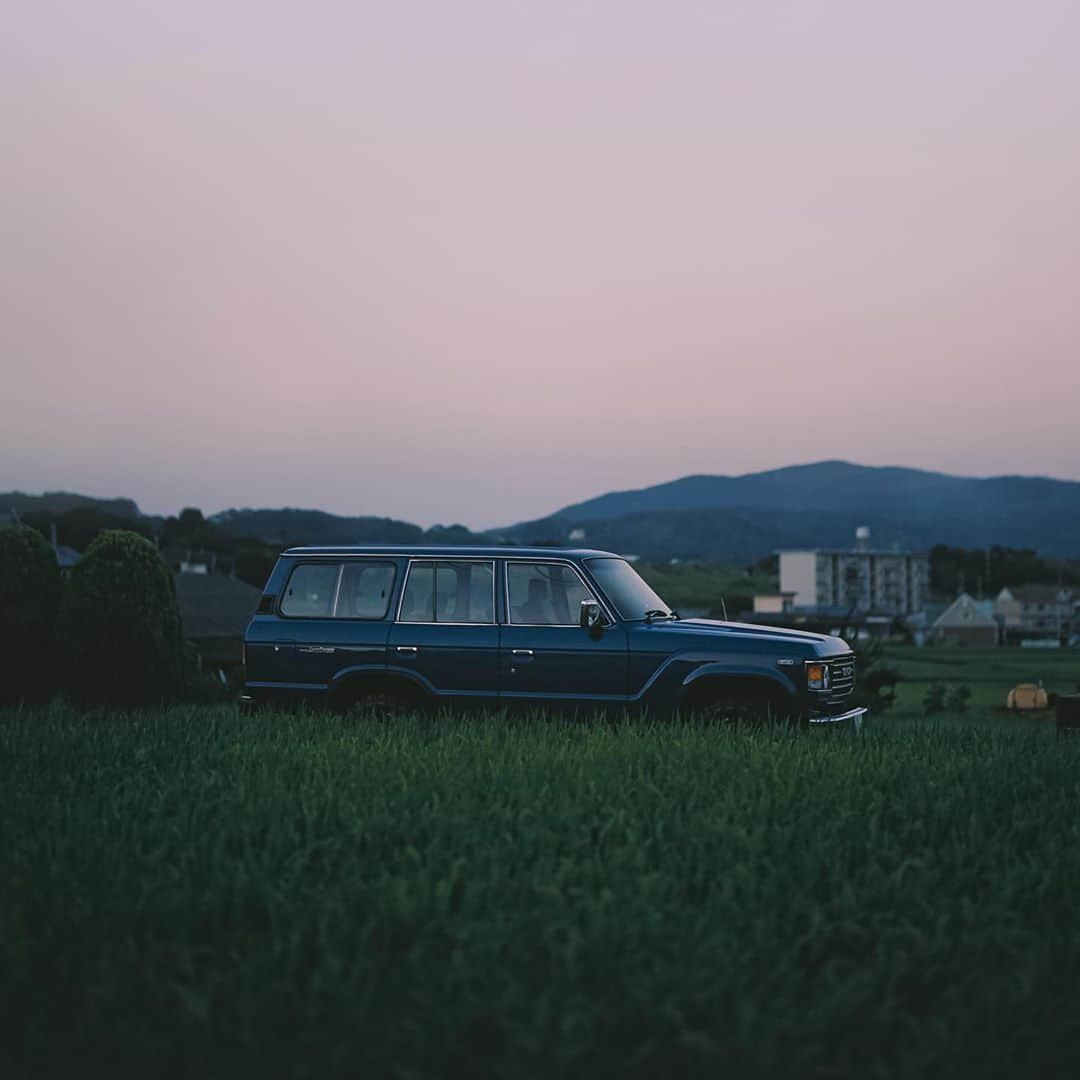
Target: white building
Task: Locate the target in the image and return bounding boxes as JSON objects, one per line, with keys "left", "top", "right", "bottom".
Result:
{"left": 931, "top": 593, "right": 999, "bottom": 645}
{"left": 994, "top": 585, "right": 1074, "bottom": 642}
{"left": 779, "top": 528, "right": 928, "bottom": 616}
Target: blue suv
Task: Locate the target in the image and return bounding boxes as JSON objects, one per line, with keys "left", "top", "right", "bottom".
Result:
{"left": 241, "top": 546, "right": 864, "bottom": 726}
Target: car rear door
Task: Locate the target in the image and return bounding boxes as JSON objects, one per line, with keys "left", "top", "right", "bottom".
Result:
{"left": 257, "top": 558, "right": 398, "bottom": 697}
{"left": 387, "top": 558, "right": 500, "bottom": 707}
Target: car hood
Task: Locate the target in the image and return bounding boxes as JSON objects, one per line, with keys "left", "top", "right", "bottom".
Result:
{"left": 642, "top": 617, "right": 851, "bottom": 656}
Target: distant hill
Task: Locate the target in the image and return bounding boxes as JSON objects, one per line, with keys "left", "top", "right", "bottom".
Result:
{"left": 9, "top": 459, "right": 1080, "bottom": 561}
{"left": 211, "top": 507, "right": 487, "bottom": 548}
{"left": 1, "top": 490, "right": 142, "bottom": 519}
{"left": 497, "top": 462, "right": 1080, "bottom": 559}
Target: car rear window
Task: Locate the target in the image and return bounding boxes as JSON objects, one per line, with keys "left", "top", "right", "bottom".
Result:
{"left": 336, "top": 562, "right": 396, "bottom": 619}
{"left": 279, "top": 561, "right": 396, "bottom": 619}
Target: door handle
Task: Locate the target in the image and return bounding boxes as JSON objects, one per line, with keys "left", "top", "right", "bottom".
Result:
{"left": 395, "top": 646, "right": 419, "bottom": 657}
{"left": 511, "top": 649, "right": 535, "bottom": 661}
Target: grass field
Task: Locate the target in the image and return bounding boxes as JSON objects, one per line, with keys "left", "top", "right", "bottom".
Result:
{"left": 4, "top": 687, "right": 1080, "bottom": 1078}
{"left": 885, "top": 645, "right": 1080, "bottom": 711}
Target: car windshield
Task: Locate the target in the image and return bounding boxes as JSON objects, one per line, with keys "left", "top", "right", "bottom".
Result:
{"left": 585, "top": 557, "right": 673, "bottom": 621}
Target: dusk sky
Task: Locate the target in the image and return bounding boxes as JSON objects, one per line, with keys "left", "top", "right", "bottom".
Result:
{"left": 3, "top": 1, "right": 1079, "bottom": 528}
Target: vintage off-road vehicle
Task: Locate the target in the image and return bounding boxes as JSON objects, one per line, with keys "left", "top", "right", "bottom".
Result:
{"left": 241, "top": 546, "right": 863, "bottom": 725}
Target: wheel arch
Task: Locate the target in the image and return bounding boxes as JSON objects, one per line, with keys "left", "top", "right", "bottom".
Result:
{"left": 327, "top": 667, "right": 433, "bottom": 711}
{"left": 679, "top": 665, "right": 798, "bottom": 716}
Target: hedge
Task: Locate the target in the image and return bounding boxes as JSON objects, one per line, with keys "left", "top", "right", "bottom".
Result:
{"left": 0, "top": 524, "right": 63, "bottom": 703}
{"left": 60, "top": 530, "right": 184, "bottom": 707}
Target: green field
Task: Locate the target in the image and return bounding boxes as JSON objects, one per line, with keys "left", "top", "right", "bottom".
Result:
{"left": 885, "top": 645, "right": 1080, "bottom": 711}
{"left": 4, "top": 694, "right": 1080, "bottom": 1078}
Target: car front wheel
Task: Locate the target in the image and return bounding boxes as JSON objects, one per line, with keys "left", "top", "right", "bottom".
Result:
{"left": 686, "top": 686, "right": 795, "bottom": 727}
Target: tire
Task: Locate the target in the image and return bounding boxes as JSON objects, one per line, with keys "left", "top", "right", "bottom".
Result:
{"left": 334, "top": 686, "right": 418, "bottom": 719}
{"left": 688, "top": 686, "right": 793, "bottom": 728}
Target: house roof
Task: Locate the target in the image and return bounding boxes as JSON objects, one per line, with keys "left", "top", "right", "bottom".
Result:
{"left": 1004, "top": 584, "right": 1073, "bottom": 604}
{"left": 933, "top": 593, "right": 998, "bottom": 629}
{"left": 779, "top": 548, "right": 926, "bottom": 558}
{"left": 174, "top": 573, "right": 262, "bottom": 640}
{"left": 53, "top": 544, "right": 81, "bottom": 568}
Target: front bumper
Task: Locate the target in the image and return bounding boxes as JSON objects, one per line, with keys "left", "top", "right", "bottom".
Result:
{"left": 808, "top": 706, "right": 867, "bottom": 731}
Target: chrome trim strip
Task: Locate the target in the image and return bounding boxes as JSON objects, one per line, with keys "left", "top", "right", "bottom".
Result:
{"left": 808, "top": 707, "right": 867, "bottom": 728}
{"left": 502, "top": 557, "right": 616, "bottom": 627}
{"left": 246, "top": 680, "right": 327, "bottom": 690}
{"left": 395, "top": 558, "right": 497, "bottom": 626}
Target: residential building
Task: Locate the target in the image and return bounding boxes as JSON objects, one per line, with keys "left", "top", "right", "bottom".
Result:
{"left": 752, "top": 592, "right": 796, "bottom": 614}
{"left": 931, "top": 593, "right": 999, "bottom": 646}
{"left": 47, "top": 522, "right": 80, "bottom": 576}
{"left": 778, "top": 528, "right": 927, "bottom": 616}
{"left": 160, "top": 546, "right": 235, "bottom": 577}
{"left": 994, "top": 585, "right": 1074, "bottom": 643}
{"left": 173, "top": 572, "right": 262, "bottom": 671}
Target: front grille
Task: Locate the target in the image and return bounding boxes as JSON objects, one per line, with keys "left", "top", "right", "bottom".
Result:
{"left": 825, "top": 655, "right": 856, "bottom": 701}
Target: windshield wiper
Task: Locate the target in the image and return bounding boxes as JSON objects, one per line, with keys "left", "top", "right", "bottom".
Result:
{"left": 643, "top": 609, "right": 679, "bottom": 623}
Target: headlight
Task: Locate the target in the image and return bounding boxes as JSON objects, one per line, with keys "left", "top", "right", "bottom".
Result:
{"left": 806, "top": 662, "right": 830, "bottom": 691}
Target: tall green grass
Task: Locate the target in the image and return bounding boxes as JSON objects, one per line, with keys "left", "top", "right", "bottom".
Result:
{"left": 3, "top": 705, "right": 1079, "bottom": 1078}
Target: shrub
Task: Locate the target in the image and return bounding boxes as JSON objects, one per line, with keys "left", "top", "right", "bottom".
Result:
{"left": 946, "top": 684, "right": 972, "bottom": 715}
{"left": 0, "top": 524, "right": 63, "bottom": 703}
{"left": 923, "top": 682, "right": 948, "bottom": 715}
{"left": 60, "top": 530, "right": 184, "bottom": 707}
{"left": 850, "top": 638, "right": 901, "bottom": 712}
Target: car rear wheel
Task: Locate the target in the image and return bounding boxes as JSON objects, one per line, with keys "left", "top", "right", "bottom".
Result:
{"left": 334, "top": 686, "right": 419, "bottom": 719}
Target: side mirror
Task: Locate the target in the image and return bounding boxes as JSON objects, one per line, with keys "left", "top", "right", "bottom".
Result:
{"left": 580, "top": 599, "right": 604, "bottom": 638}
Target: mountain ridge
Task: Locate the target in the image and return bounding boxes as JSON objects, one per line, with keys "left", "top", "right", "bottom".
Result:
{"left": 495, "top": 461, "right": 1080, "bottom": 558}
{"left": 6, "top": 461, "right": 1080, "bottom": 558}
{"left": 537, "top": 461, "right": 1080, "bottom": 523}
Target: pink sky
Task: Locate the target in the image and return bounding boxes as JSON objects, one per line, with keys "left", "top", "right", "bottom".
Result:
{"left": 3, "top": 1, "right": 1079, "bottom": 528}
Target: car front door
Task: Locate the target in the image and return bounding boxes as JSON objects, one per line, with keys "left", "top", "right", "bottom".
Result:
{"left": 499, "top": 559, "right": 628, "bottom": 709}
{"left": 387, "top": 559, "right": 499, "bottom": 707}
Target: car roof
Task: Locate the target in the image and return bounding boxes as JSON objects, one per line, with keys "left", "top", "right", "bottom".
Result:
{"left": 280, "top": 545, "right": 621, "bottom": 560}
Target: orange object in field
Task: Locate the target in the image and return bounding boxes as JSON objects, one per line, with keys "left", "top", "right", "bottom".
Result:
{"left": 1007, "top": 683, "right": 1049, "bottom": 710}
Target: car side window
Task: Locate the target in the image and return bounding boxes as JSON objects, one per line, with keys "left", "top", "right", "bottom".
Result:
{"left": 399, "top": 560, "right": 494, "bottom": 623}
{"left": 335, "top": 561, "right": 396, "bottom": 619}
{"left": 507, "top": 562, "right": 597, "bottom": 625}
{"left": 399, "top": 561, "right": 435, "bottom": 622}
{"left": 280, "top": 563, "right": 340, "bottom": 618}
{"left": 436, "top": 561, "right": 494, "bottom": 623}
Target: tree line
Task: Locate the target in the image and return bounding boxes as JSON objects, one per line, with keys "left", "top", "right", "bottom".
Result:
{"left": 21, "top": 505, "right": 280, "bottom": 589}
{"left": 928, "top": 544, "right": 1080, "bottom": 598}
